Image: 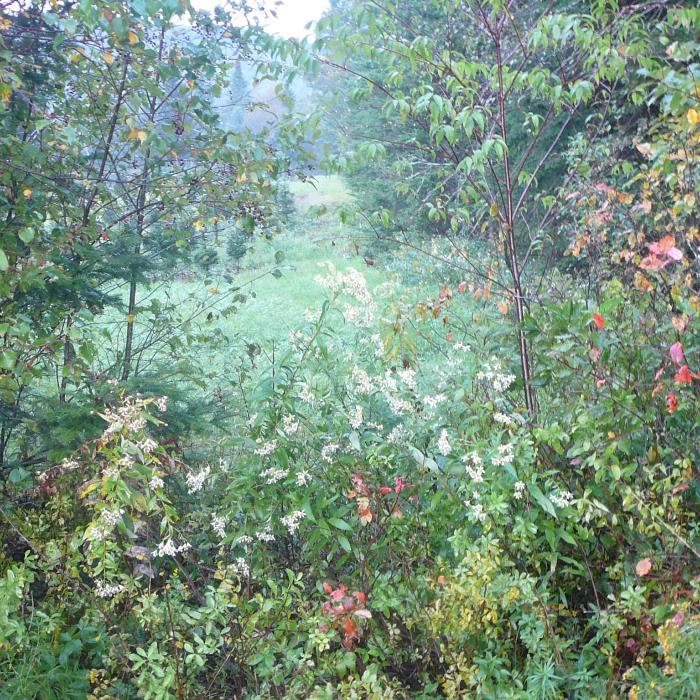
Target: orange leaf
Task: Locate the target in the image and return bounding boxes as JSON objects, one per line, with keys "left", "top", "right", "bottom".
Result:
{"left": 592, "top": 313, "right": 605, "bottom": 330}
{"left": 635, "top": 558, "right": 652, "bottom": 577}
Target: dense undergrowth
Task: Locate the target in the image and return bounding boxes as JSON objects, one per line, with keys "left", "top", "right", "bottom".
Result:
{"left": 1, "top": 1, "right": 700, "bottom": 698}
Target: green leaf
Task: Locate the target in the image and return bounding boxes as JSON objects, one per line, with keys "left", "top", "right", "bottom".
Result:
{"left": 18, "top": 228, "right": 34, "bottom": 244}
{"left": 328, "top": 517, "right": 352, "bottom": 531}
{"left": 0, "top": 248, "right": 8, "bottom": 271}
{"left": 529, "top": 482, "right": 558, "bottom": 519}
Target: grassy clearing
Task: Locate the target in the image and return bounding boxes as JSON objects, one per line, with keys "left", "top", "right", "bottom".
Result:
{"left": 168, "top": 175, "right": 391, "bottom": 345}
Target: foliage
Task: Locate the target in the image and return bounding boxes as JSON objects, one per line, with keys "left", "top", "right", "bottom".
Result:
{"left": 1, "top": 1, "right": 700, "bottom": 698}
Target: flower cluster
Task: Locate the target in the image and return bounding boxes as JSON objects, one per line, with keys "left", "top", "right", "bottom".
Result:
{"left": 296, "top": 469, "right": 312, "bottom": 486}
{"left": 492, "top": 443, "right": 514, "bottom": 467}
{"left": 463, "top": 453, "right": 485, "bottom": 482}
{"left": 550, "top": 490, "right": 575, "bottom": 509}
{"left": 151, "top": 539, "right": 192, "bottom": 558}
{"left": 280, "top": 510, "right": 306, "bottom": 535}
{"left": 98, "top": 395, "right": 148, "bottom": 435}
{"left": 494, "top": 412, "right": 515, "bottom": 428}
{"left": 254, "top": 439, "right": 277, "bottom": 457}
{"left": 261, "top": 467, "right": 288, "bottom": 485}
{"left": 349, "top": 405, "right": 363, "bottom": 430}
{"left": 95, "top": 580, "right": 124, "bottom": 599}
{"left": 476, "top": 360, "right": 516, "bottom": 393}
{"left": 437, "top": 429, "right": 452, "bottom": 456}
{"left": 186, "top": 466, "right": 210, "bottom": 494}
{"left": 211, "top": 515, "right": 226, "bottom": 539}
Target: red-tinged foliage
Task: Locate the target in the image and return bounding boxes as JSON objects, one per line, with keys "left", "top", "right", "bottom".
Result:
{"left": 320, "top": 583, "right": 372, "bottom": 649}
{"left": 639, "top": 235, "right": 683, "bottom": 270}
{"left": 675, "top": 365, "right": 700, "bottom": 384}
{"left": 592, "top": 313, "right": 605, "bottom": 329}
{"left": 669, "top": 341, "right": 684, "bottom": 366}
{"left": 666, "top": 392, "right": 678, "bottom": 414}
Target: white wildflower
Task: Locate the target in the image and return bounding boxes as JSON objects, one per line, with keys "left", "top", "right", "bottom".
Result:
{"left": 349, "top": 405, "right": 363, "bottom": 430}
{"left": 423, "top": 394, "right": 447, "bottom": 410}
{"left": 296, "top": 469, "right": 312, "bottom": 487}
{"left": 151, "top": 539, "right": 192, "bottom": 558}
{"left": 211, "top": 515, "right": 226, "bottom": 539}
{"left": 186, "top": 466, "right": 210, "bottom": 494}
{"left": 254, "top": 439, "right": 277, "bottom": 457}
{"left": 280, "top": 510, "right": 306, "bottom": 535}
{"left": 550, "top": 490, "right": 575, "bottom": 509}
{"left": 514, "top": 481, "right": 526, "bottom": 500}
{"left": 321, "top": 443, "right": 339, "bottom": 463}
{"left": 463, "top": 453, "right": 485, "bottom": 483}
{"left": 256, "top": 526, "right": 275, "bottom": 543}
{"left": 261, "top": 467, "right": 288, "bottom": 485}
{"left": 437, "top": 429, "right": 452, "bottom": 456}
{"left": 492, "top": 443, "right": 514, "bottom": 467}
{"left": 149, "top": 475, "right": 164, "bottom": 490}
{"left": 233, "top": 557, "right": 249, "bottom": 578}
{"left": 298, "top": 383, "right": 315, "bottom": 404}
{"left": 95, "top": 580, "right": 124, "bottom": 598}
{"left": 282, "top": 414, "right": 299, "bottom": 435}
{"left": 139, "top": 437, "right": 158, "bottom": 454}
{"left": 101, "top": 508, "right": 125, "bottom": 527}
{"left": 494, "top": 412, "right": 515, "bottom": 428}
{"left": 398, "top": 368, "right": 417, "bottom": 390}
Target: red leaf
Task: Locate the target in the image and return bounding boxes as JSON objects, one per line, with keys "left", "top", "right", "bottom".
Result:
{"left": 379, "top": 486, "right": 393, "bottom": 495}
{"left": 675, "top": 365, "right": 700, "bottom": 384}
{"left": 394, "top": 476, "right": 408, "bottom": 494}
{"left": 635, "top": 558, "right": 652, "bottom": 577}
{"left": 666, "top": 392, "right": 678, "bottom": 414}
{"left": 592, "top": 313, "right": 605, "bottom": 330}
{"left": 669, "top": 341, "right": 684, "bottom": 366}
{"left": 342, "top": 616, "right": 359, "bottom": 644}
{"left": 352, "top": 591, "right": 366, "bottom": 605}
{"left": 323, "top": 582, "right": 333, "bottom": 594}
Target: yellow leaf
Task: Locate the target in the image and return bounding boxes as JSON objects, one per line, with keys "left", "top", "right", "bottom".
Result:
{"left": 22, "top": 187, "right": 32, "bottom": 198}
{"left": 489, "top": 202, "right": 499, "bottom": 217}
{"left": 127, "top": 314, "right": 135, "bottom": 323}
{"left": 127, "top": 129, "right": 147, "bottom": 143}
{"left": 237, "top": 172, "right": 247, "bottom": 184}
{"left": 687, "top": 108, "right": 699, "bottom": 126}
{"left": 103, "top": 51, "right": 114, "bottom": 65}
{"left": 128, "top": 30, "right": 138, "bottom": 45}
{"left": 193, "top": 220, "right": 204, "bottom": 230}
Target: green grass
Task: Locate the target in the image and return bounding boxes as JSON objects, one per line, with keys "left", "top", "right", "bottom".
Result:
{"left": 117, "top": 176, "right": 393, "bottom": 350}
